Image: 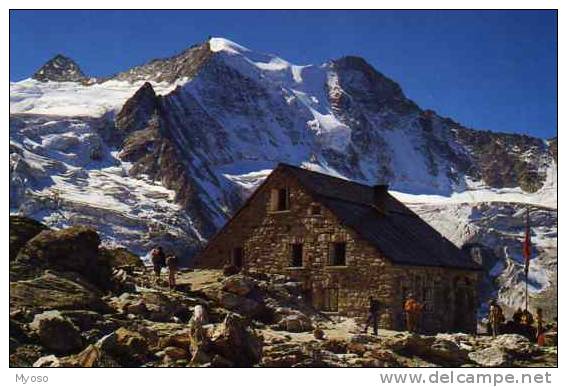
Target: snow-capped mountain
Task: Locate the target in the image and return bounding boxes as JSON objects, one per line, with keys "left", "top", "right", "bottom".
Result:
{"left": 9, "top": 37, "right": 557, "bottom": 314}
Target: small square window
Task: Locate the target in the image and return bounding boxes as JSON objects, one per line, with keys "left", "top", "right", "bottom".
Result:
{"left": 329, "top": 242, "right": 346, "bottom": 266}
{"left": 270, "top": 187, "right": 290, "bottom": 211}
{"left": 290, "top": 243, "right": 303, "bottom": 267}
{"left": 310, "top": 204, "right": 322, "bottom": 215}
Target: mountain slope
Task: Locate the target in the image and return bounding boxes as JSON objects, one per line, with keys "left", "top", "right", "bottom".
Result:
{"left": 9, "top": 37, "right": 557, "bottom": 314}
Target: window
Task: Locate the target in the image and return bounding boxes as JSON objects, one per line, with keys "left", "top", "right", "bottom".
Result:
{"left": 328, "top": 242, "right": 346, "bottom": 266}
{"left": 322, "top": 288, "right": 339, "bottom": 312}
{"left": 290, "top": 243, "right": 303, "bottom": 267}
{"left": 231, "top": 247, "right": 244, "bottom": 268}
{"left": 270, "top": 187, "right": 290, "bottom": 211}
{"left": 310, "top": 204, "right": 322, "bottom": 215}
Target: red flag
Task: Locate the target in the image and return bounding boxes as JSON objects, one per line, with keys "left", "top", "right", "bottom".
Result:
{"left": 523, "top": 208, "right": 531, "bottom": 274}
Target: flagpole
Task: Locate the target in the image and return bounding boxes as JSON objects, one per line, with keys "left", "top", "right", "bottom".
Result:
{"left": 525, "top": 267, "right": 528, "bottom": 311}
{"left": 524, "top": 205, "right": 530, "bottom": 312}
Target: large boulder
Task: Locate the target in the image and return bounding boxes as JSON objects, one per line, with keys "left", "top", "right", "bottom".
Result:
{"left": 29, "top": 311, "right": 83, "bottom": 354}
{"left": 18, "top": 226, "right": 112, "bottom": 288}
{"left": 382, "top": 332, "right": 468, "bottom": 366}
{"left": 209, "top": 314, "right": 263, "bottom": 367}
{"left": 9, "top": 216, "right": 48, "bottom": 261}
{"left": 10, "top": 272, "right": 106, "bottom": 313}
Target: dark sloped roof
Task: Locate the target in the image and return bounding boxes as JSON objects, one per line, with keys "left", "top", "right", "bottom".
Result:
{"left": 280, "top": 163, "right": 480, "bottom": 270}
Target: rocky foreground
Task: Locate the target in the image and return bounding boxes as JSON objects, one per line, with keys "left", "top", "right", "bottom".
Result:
{"left": 9, "top": 216, "right": 557, "bottom": 368}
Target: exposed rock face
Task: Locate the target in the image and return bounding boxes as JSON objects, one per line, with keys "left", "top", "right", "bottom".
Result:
{"left": 115, "top": 82, "right": 160, "bottom": 138}
{"left": 453, "top": 127, "right": 549, "bottom": 192}
{"left": 32, "top": 54, "right": 88, "bottom": 83}
{"left": 110, "top": 41, "right": 213, "bottom": 84}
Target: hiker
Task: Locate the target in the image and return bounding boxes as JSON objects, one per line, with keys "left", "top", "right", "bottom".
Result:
{"left": 150, "top": 246, "right": 166, "bottom": 283}
{"left": 166, "top": 253, "right": 178, "bottom": 289}
{"left": 488, "top": 299, "right": 504, "bottom": 338}
{"left": 512, "top": 307, "right": 523, "bottom": 325}
{"left": 363, "top": 297, "right": 381, "bottom": 335}
{"left": 521, "top": 308, "right": 534, "bottom": 325}
{"left": 404, "top": 293, "right": 422, "bottom": 333}
{"left": 535, "top": 308, "right": 545, "bottom": 346}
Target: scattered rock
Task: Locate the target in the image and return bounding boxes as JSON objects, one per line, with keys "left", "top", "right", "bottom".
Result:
{"left": 10, "top": 344, "right": 47, "bottom": 367}
{"left": 162, "top": 346, "right": 188, "bottom": 360}
{"left": 59, "top": 310, "right": 103, "bottom": 332}
{"left": 209, "top": 314, "right": 263, "bottom": 367}
{"left": 29, "top": 310, "right": 83, "bottom": 354}
{"left": 492, "top": 334, "right": 536, "bottom": 357}
{"left": 10, "top": 272, "right": 105, "bottom": 313}
{"left": 469, "top": 346, "right": 510, "bottom": 367}
{"left": 321, "top": 339, "right": 348, "bottom": 354}
{"left": 276, "top": 313, "right": 314, "bottom": 333}
{"left": 222, "top": 264, "right": 240, "bottom": 276}
{"left": 222, "top": 275, "right": 255, "bottom": 296}
{"left": 33, "top": 355, "right": 64, "bottom": 368}
{"left": 313, "top": 328, "right": 325, "bottom": 340}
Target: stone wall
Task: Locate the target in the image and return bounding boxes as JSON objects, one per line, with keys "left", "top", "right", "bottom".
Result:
{"left": 194, "top": 169, "right": 479, "bottom": 333}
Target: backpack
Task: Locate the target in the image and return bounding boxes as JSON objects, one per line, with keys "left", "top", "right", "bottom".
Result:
{"left": 151, "top": 249, "right": 166, "bottom": 267}
{"left": 166, "top": 255, "right": 178, "bottom": 269}
{"left": 370, "top": 299, "right": 380, "bottom": 314}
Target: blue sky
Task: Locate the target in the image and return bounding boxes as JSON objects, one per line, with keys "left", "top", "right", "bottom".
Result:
{"left": 10, "top": 10, "right": 557, "bottom": 138}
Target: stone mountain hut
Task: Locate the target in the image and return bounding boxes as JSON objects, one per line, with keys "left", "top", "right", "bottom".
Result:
{"left": 193, "top": 163, "right": 482, "bottom": 333}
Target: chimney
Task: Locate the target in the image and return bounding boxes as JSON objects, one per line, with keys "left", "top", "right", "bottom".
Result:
{"left": 373, "top": 184, "right": 389, "bottom": 214}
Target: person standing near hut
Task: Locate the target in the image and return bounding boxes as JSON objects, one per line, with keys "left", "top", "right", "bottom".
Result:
{"left": 488, "top": 299, "right": 504, "bottom": 338}
{"left": 166, "top": 253, "right": 178, "bottom": 290}
{"left": 364, "top": 297, "right": 381, "bottom": 336}
{"left": 150, "top": 246, "right": 166, "bottom": 284}
{"left": 404, "top": 293, "right": 422, "bottom": 333}
{"left": 535, "top": 308, "right": 545, "bottom": 346}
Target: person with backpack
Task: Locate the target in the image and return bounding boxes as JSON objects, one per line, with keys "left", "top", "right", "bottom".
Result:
{"left": 363, "top": 296, "right": 381, "bottom": 336}
{"left": 166, "top": 254, "right": 178, "bottom": 290}
{"left": 404, "top": 293, "right": 422, "bottom": 333}
{"left": 488, "top": 299, "right": 504, "bottom": 338}
{"left": 150, "top": 246, "right": 166, "bottom": 283}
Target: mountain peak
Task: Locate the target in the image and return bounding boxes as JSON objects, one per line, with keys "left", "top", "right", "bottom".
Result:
{"left": 208, "top": 37, "right": 250, "bottom": 54}
{"left": 32, "top": 54, "right": 87, "bottom": 83}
